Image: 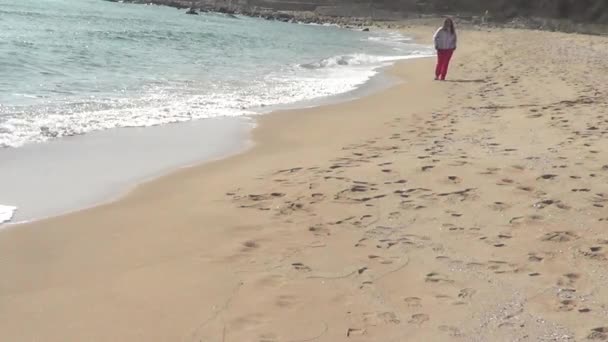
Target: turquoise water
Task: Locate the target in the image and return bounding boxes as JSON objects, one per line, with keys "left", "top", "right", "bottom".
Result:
{"left": 0, "top": 0, "right": 432, "bottom": 149}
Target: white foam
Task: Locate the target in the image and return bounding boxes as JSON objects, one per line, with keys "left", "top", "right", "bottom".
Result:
{"left": 0, "top": 40, "right": 434, "bottom": 149}
{"left": 299, "top": 53, "right": 428, "bottom": 69}
{"left": 0, "top": 205, "right": 17, "bottom": 224}
{"left": 368, "top": 34, "right": 412, "bottom": 44}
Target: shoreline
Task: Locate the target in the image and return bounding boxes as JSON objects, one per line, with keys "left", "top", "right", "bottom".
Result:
{"left": 0, "top": 44, "right": 431, "bottom": 226}
{"left": 2, "top": 24, "right": 608, "bottom": 341}
{"left": 0, "top": 116, "right": 253, "bottom": 226}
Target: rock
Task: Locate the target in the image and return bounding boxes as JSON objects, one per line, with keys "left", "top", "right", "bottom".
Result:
{"left": 185, "top": 8, "right": 198, "bottom": 15}
{"left": 217, "top": 7, "right": 236, "bottom": 15}
{"left": 362, "top": 27, "right": 370, "bottom": 31}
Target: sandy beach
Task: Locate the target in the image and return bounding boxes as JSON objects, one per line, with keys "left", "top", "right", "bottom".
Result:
{"left": 2, "top": 24, "right": 608, "bottom": 341}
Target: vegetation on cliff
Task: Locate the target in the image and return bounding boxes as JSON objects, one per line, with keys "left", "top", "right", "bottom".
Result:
{"left": 120, "top": 0, "right": 608, "bottom": 33}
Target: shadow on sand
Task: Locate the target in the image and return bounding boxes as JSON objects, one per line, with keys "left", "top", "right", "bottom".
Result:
{"left": 444, "top": 79, "right": 486, "bottom": 83}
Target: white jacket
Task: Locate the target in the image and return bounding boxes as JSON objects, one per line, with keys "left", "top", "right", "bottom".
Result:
{"left": 434, "top": 27, "right": 457, "bottom": 50}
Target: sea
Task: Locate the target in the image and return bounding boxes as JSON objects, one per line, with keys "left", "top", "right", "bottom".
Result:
{"left": 0, "top": 0, "right": 433, "bottom": 224}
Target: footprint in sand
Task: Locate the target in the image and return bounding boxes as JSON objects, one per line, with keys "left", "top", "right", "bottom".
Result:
{"left": 528, "top": 253, "right": 544, "bottom": 262}
{"left": 241, "top": 240, "right": 260, "bottom": 250}
{"left": 497, "top": 178, "right": 514, "bottom": 185}
{"left": 275, "top": 294, "right": 298, "bottom": 308}
{"left": 438, "top": 325, "right": 463, "bottom": 337}
{"left": 443, "top": 223, "right": 464, "bottom": 232}
{"left": 491, "top": 201, "right": 510, "bottom": 211}
{"left": 558, "top": 299, "right": 577, "bottom": 312}
{"left": 579, "top": 246, "right": 606, "bottom": 261}
{"left": 388, "top": 211, "right": 401, "bottom": 220}
{"left": 447, "top": 176, "right": 461, "bottom": 183}
{"left": 533, "top": 199, "right": 558, "bottom": 209}
{"left": 404, "top": 297, "right": 422, "bottom": 307}
{"left": 557, "top": 273, "right": 580, "bottom": 287}
{"left": 497, "top": 233, "right": 512, "bottom": 240}
{"left": 310, "top": 193, "right": 325, "bottom": 202}
{"left": 346, "top": 328, "right": 366, "bottom": 337}
{"left": 512, "top": 164, "right": 526, "bottom": 171}
{"left": 408, "top": 313, "right": 429, "bottom": 325}
{"left": 425, "top": 272, "right": 454, "bottom": 284}
{"left": 458, "top": 288, "right": 476, "bottom": 299}
{"left": 309, "top": 224, "right": 330, "bottom": 236}
{"left": 363, "top": 311, "right": 400, "bottom": 326}
{"left": 291, "top": 262, "right": 312, "bottom": 272}
{"left": 541, "top": 231, "right": 579, "bottom": 242}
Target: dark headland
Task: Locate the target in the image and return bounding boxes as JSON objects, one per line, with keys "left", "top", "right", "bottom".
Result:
{"left": 118, "top": 0, "right": 608, "bottom": 34}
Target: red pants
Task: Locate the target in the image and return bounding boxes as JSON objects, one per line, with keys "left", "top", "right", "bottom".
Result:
{"left": 435, "top": 49, "right": 455, "bottom": 80}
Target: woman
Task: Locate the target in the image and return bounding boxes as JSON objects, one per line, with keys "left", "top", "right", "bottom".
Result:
{"left": 433, "top": 18, "right": 457, "bottom": 81}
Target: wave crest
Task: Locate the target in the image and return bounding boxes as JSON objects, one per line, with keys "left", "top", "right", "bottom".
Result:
{"left": 300, "top": 53, "right": 415, "bottom": 69}
{"left": 0, "top": 205, "right": 17, "bottom": 224}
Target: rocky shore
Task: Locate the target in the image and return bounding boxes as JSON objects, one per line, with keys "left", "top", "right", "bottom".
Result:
{"left": 117, "top": 0, "right": 373, "bottom": 28}
{"left": 115, "top": 0, "right": 608, "bottom": 35}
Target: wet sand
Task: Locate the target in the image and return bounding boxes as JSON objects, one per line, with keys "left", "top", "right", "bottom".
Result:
{"left": 1, "top": 25, "right": 608, "bottom": 341}
{"left": 0, "top": 117, "right": 251, "bottom": 223}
